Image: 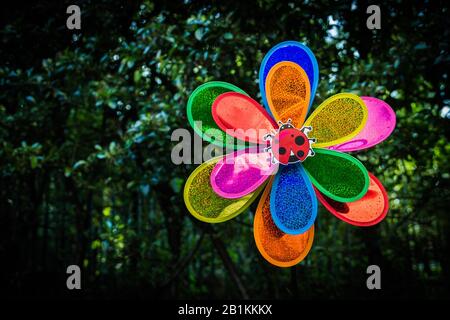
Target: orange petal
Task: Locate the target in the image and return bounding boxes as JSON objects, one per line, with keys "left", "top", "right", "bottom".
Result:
{"left": 254, "top": 178, "right": 314, "bottom": 267}
{"left": 265, "top": 61, "right": 311, "bottom": 128}
{"left": 315, "top": 173, "right": 389, "bottom": 226}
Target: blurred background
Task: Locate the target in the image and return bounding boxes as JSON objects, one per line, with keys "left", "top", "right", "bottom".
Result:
{"left": 0, "top": 0, "right": 449, "bottom": 299}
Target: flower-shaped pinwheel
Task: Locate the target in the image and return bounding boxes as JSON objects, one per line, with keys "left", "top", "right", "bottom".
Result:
{"left": 184, "top": 41, "right": 396, "bottom": 267}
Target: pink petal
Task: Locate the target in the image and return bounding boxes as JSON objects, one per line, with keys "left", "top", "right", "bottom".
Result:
{"left": 328, "top": 97, "right": 396, "bottom": 152}
{"left": 211, "top": 147, "right": 278, "bottom": 199}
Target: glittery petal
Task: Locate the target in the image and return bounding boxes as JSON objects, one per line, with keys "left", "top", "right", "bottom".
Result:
{"left": 303, "top": 148, "right": 370, "bottom": 202}
{"left": 187, "top": 81, "right": 248, "bottom": 148}
{"left": 315, "top": 173, "right": 389, "bottom": 226}
{"left": 328, "top": 97, "right": 396, "bottom": 152}
{"left": 254, "top": 178, "right": 314, "bottom": 267}
{"left": 265, "top": 62, "right": 311, "bottom": 128}
{"left": 269, "top": 163, "right": 318, "bottom": 235}
{"left": 259, "top": 41, "right": 319, "bottom": 114}
{"left": 184, "top": 157, "right": 264, "bottom": 223}
{"left": 211, "top": 147, "right": 277, "bottom": 199}
{"left": 304, "top": 93, "right": 368, "bottom": 148}
{"left": 211, "top": 92, "right": 277, "bottom": 144}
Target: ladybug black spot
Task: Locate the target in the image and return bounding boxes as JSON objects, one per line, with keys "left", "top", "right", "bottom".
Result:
{"left": 279, "top": 147, "right": 286, "bottom": 155}
{"left": 295, "top": 136, "right": 305, "bottom": 145}
{"left": 297, "top": 150, "right": 305, "bottom": 158}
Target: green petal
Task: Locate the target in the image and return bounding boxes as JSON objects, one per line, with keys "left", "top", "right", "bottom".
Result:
{"left": 187, "top": 81, "right": 248, "bottom": 149}
{"left": 302, "top": 149, "right": 369, "bottom": 202}
{"left": 184, "top": 157, "right": 265, "bottom": 223}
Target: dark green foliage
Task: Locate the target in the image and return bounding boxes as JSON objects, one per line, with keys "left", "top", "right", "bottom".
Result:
{"left": 0, "top": 0, "right": 449, "bottom": 299}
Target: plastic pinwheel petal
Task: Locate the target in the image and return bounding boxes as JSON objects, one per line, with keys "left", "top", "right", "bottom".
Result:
{"left": 304, "top": 93, "right": 368, "bottom": 148}
{"left": 211, "top": 92, "right": 277, "bottom": 144}
{"left": 315, "top": 173, "right": 389, "bottom": 226}
{"left": 254, "top": 178, "right": 314, "bottom": 267}
{"left": 303, "top": 148, "right": 369, "bottom": 202}
{"left": 211, "top": 147, "right": 277, "bottom": 199}
{"left": 259, "top": 41, "right": 319, "bottom": 114}
{"left": 269, "top": 163, "right": 317, "bottom": 235}
{"left": 265, "top": 61, "right": 311, "bottom": 128}
{"left": 328, "top": 97, "right": 396, "bottom": 152}
{"left": 184, "top": 157, "right": 264, "bottom": 223}
{"left": 187, "top": 81, "right": 248, "bottom": 149}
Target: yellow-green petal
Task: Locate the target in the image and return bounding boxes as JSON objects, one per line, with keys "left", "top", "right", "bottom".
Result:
{"left": 184, "top": 157, "right": 265, "bottom": 223}
{"left": 304, "top": 93, "right": 368, "bottom": 148}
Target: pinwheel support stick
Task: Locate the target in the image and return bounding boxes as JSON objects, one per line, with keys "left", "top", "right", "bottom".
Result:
{"left": 203, "top": 223, "right": 249, "bottom": 299}
{"left": 159, "top": 231, "right": 206, "bottom": 290}
{"left": 290, "top": 267, "right": 299, "bottom": 297}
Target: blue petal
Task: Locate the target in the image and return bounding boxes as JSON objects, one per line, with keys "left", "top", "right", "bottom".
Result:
{"left": 270, "top": 163, "right": 318, "bottom": 235}
{"left": 259, "top": 41, "right": 319, "bottom": 116}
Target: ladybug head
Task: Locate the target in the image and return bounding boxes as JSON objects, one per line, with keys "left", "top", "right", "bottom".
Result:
{"left": 278, "top": 119, "right": 294, "bottom": 131}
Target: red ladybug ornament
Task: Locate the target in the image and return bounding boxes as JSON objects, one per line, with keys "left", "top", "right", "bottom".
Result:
{"left": 265, "top": 119, "right": 316, "bottom": 165}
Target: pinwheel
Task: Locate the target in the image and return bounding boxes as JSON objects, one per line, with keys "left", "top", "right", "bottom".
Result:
{"left": 184, "top": 41, "right": 396, "bottom": 267}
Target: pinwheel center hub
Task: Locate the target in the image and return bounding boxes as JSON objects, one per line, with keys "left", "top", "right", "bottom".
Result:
{"left": 264, "top": 120, "right": 316, "bottom": 165}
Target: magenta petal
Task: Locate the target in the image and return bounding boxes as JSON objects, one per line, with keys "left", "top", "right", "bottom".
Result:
{"left": 328, "top": 97, "right": 396, "bottom": 152}
{"left": 211, "top": 147, "right": 278, "bottom": 199}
